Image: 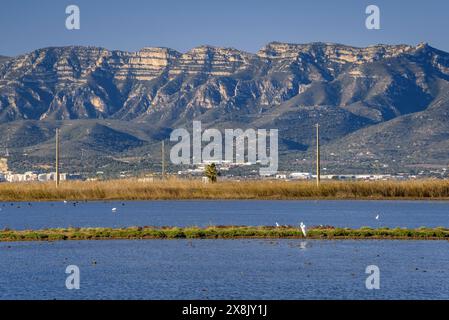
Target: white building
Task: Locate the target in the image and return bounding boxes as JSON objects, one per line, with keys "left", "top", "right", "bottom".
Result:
{"left": 290, "top": 172, "right": 312, "bottom": 180}
{"left": 6, "top": 172, "right": 67, "bottom": 183}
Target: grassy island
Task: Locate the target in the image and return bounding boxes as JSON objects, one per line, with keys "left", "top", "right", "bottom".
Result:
{"left": 1, "top": 226, "right": 449, "bottom": 242}
{"left": 1, "top": 179, "right": 449, "bottom": 201}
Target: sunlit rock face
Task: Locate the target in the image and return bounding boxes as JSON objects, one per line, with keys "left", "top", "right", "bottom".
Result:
{"left": 0, "top": 42, "right": 448, "bottom": 123}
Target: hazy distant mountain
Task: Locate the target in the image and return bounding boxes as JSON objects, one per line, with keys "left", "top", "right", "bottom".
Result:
{"left": 0, "top": 55, "right": 9, "bottom": 64}
{"left": 1, "top": 42, "right": 449, "bottom": 174}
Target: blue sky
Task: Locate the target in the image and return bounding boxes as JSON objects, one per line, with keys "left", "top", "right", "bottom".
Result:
{"left": 1, "top": 0, "right": 448, "bottom": 56}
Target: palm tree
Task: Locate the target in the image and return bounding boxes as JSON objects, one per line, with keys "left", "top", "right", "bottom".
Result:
{"left": 204, "top": 163, "right": 218, "bottom": 183}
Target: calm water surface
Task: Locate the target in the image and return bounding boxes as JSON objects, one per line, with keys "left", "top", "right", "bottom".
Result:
{"left": 1, "top": 200, "right": 448, "bottom": 300}
{"left": 0, "top": 200, "right": 449, "bottom": 230}
{"left": 0, "top": 239, "right": 448, "bottom": 300}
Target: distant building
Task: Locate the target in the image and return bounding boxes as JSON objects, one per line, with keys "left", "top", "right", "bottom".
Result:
{"left": 6, "top": 172, "right": 67, "bottom": 183}
{"left": 322, "top": 174, "right": 395, "bottom": 181}
{"left": 290, "top": 172, "right": 312, "bottom": 180}
{"left": 275, "top": 174, "right": 287, "bottom": 179}
{"left": 0, "top": 158, "right": 8, "bottom": 173}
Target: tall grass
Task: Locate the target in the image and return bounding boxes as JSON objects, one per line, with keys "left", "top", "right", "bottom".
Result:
{"left": 1, "top": 178, "right": 449, "bottom": 201}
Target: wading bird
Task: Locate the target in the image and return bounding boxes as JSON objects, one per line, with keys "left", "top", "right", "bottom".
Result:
{"left": 300, "top": 222, "right": 307, "bottom": 237}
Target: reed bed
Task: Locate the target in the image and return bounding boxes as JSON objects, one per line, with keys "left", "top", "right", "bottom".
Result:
{"left": 1, "top": 226, "right": 448, "bottom": 242}
{"left": 1, "top": 178, "right": 449, "bottom": 201}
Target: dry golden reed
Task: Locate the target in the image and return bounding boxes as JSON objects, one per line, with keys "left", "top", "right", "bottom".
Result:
{"left": 1, "top": 178, "right": 449, "bottom": 201}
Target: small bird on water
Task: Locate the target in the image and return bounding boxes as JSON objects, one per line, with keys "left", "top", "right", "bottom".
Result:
{"left": 375, "top": 214, "right": 380, "bottom": 220}
{"left": 112, "top": 208, "right": 117, "bottom": 212}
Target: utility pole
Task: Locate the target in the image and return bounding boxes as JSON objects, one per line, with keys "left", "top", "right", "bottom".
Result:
{"left": 55, "top": 128, "right": 60, "bottom": 187}
{"left": 161, "top": 140, "right": 166, "bottom": 179}
{"left": 6, "top": 129, "right": 10, "bottom": 157}
{"left": 315, "top": 123, "right": 320, "bottom": 186}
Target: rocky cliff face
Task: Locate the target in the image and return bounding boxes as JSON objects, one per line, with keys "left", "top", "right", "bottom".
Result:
{"left": 2, "top": 42, "right": 448, "bottom": 123}
{"left": 1, "top": 42, "right": 449, "bottom": 173}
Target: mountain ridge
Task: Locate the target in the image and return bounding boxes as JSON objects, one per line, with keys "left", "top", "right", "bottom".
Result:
{"left": 1, "top": 41, "right": 448, "bottom": 175}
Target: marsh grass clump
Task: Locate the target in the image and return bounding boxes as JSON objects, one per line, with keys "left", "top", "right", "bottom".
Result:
{"left": 1, "top": 225, "right": 449, "bottom": 242}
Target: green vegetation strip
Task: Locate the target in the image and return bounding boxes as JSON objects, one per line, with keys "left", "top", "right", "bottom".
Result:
{"left": 1, "top": 226, "right": 449, "bottom": 242}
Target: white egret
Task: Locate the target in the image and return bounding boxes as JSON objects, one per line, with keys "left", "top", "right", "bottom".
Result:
{"left": 300, "top": 222, "right": 307, "bottom": 237}
{"left": 275, "top": 222, "right": 280, "bottom": 227}
{"left": 375, "top": 214, "right": 380, "bottom": 220}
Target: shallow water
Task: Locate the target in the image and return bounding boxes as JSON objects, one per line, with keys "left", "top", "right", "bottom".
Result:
{"left": 1, "top": 200, "right": 447, "bottom": 300}
{"left": 0, "top": 239, "right": 448, "bottom": 300}
{"left": 1, "top": 200, "right": 449, "bottom": 230}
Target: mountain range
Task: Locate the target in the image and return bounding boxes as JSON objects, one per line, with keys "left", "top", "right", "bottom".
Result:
{"left": 1, "top": 42, "right": 448, "bottom": 175}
